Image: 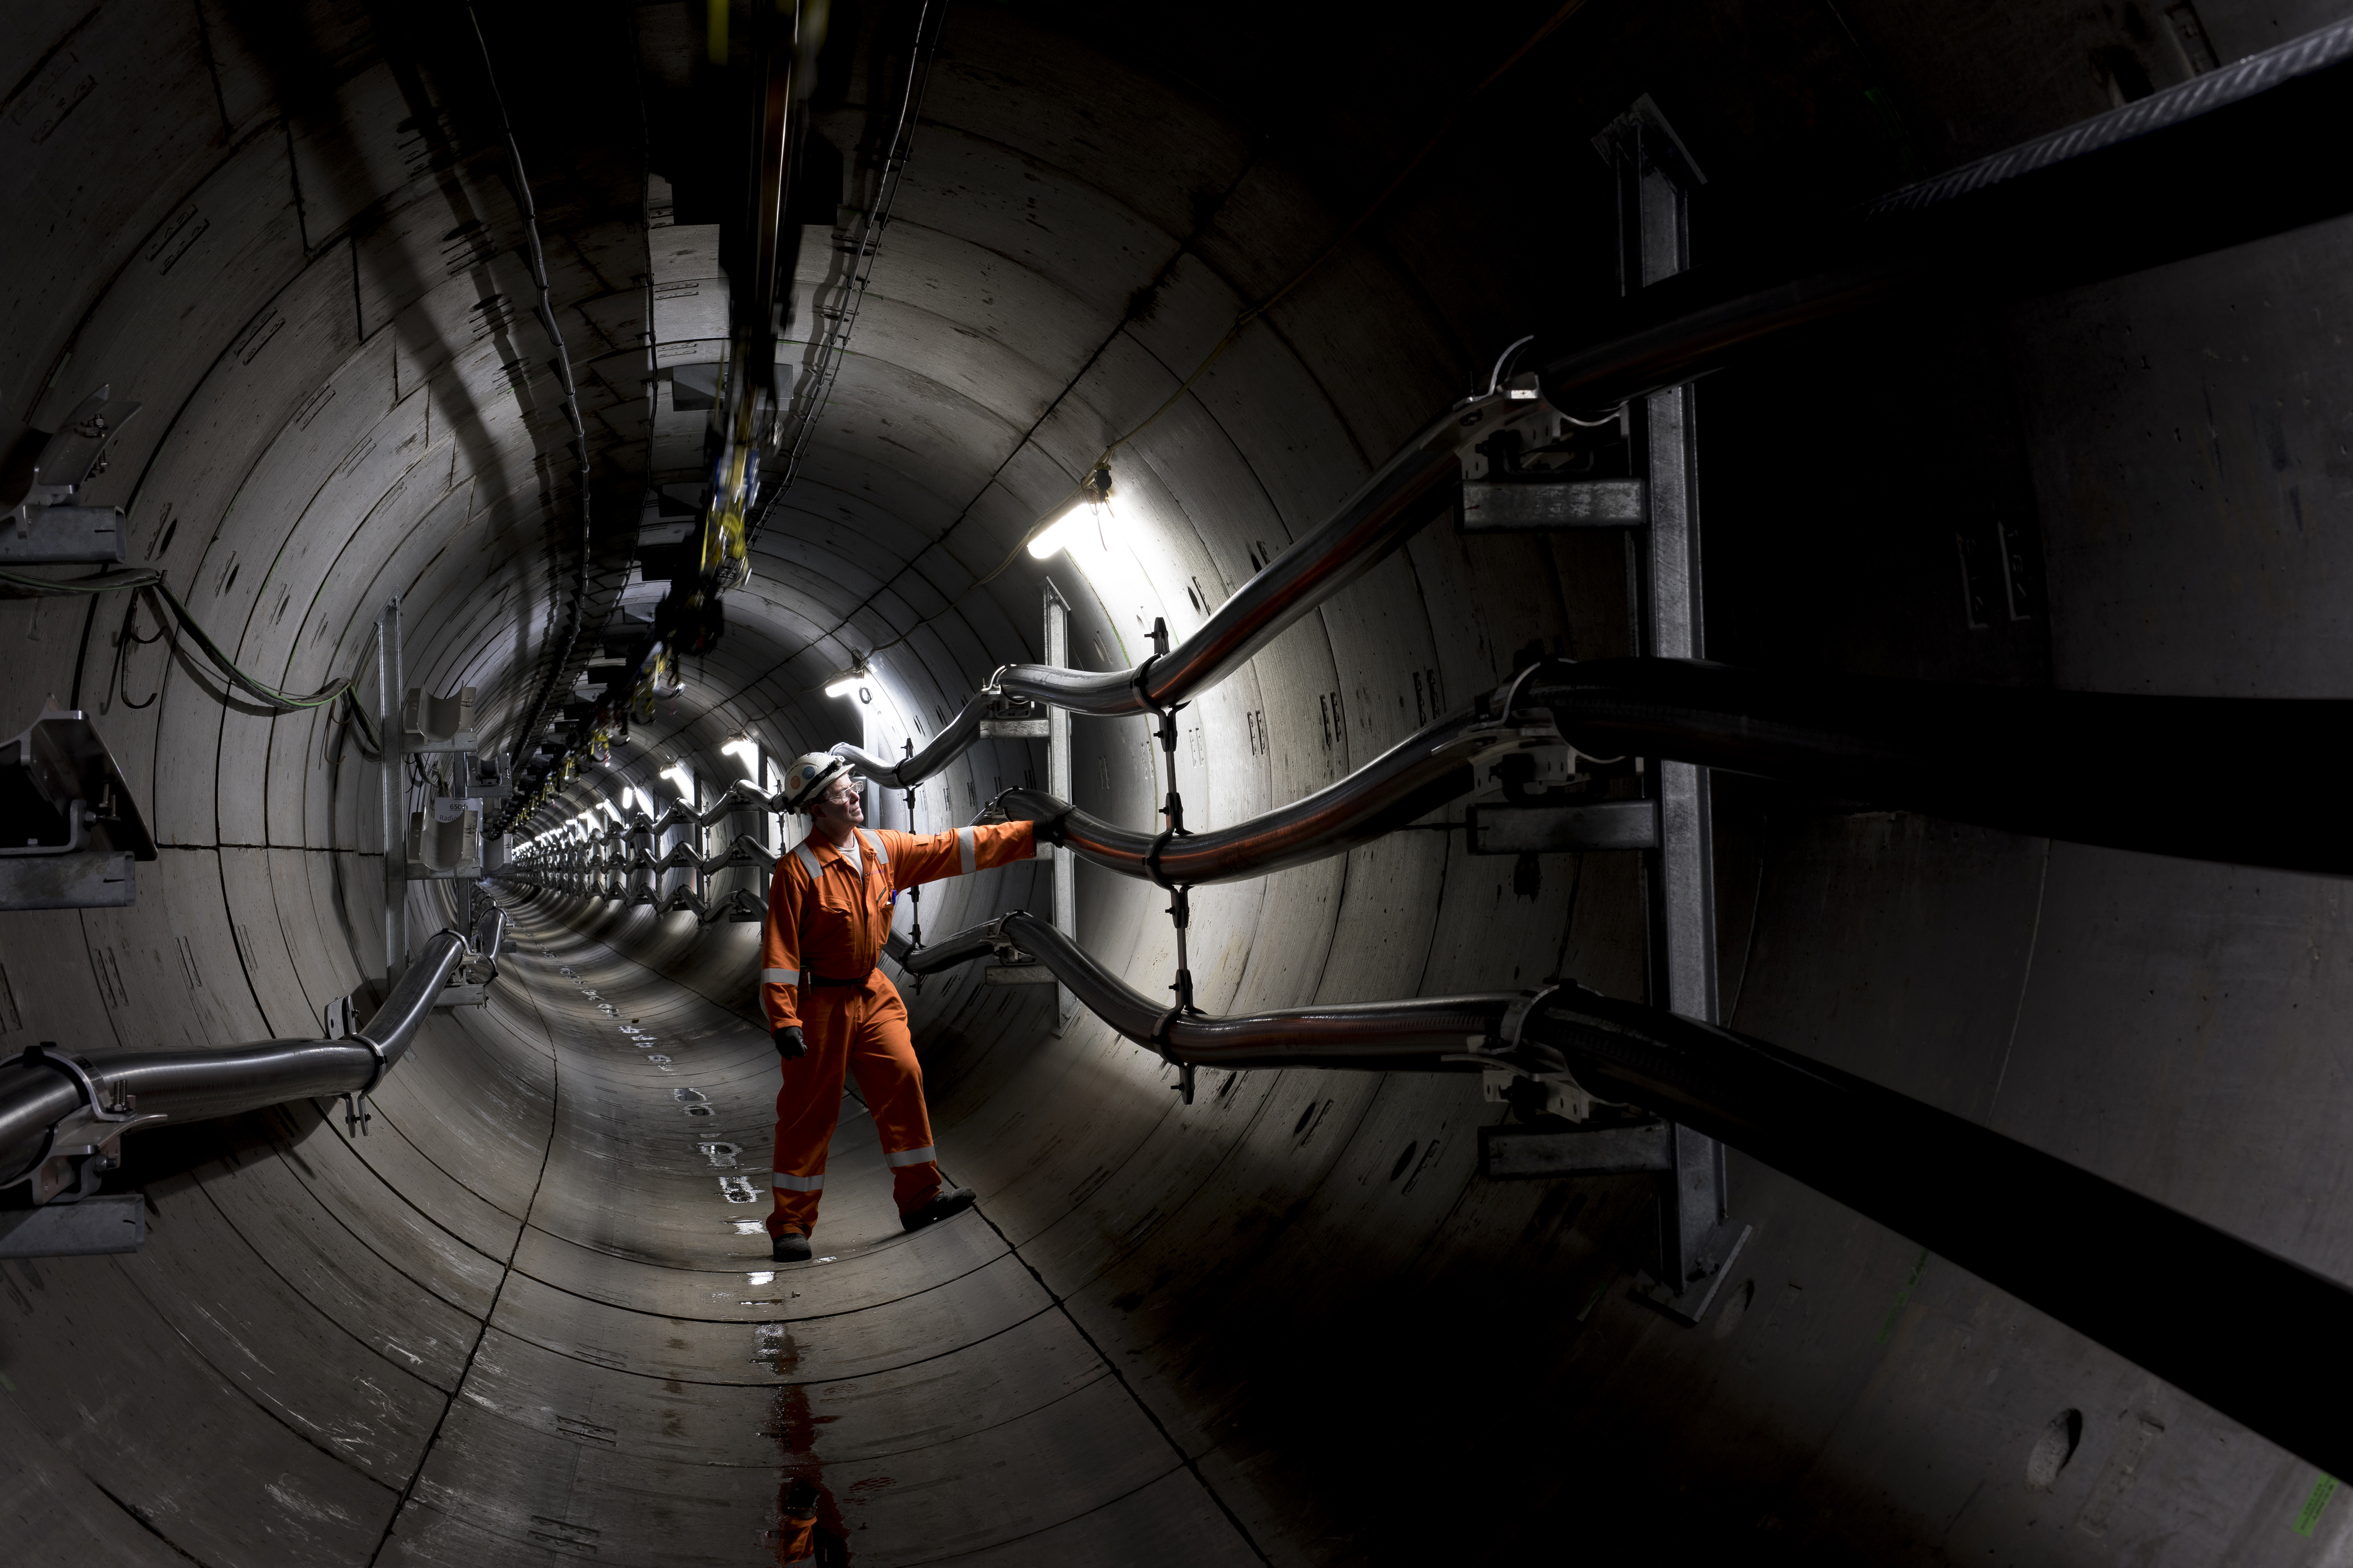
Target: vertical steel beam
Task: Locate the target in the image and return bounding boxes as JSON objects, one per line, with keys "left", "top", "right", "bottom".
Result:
{"left": 1044, "top": 580, "right": 1077, "bottom": 1033}
{"left": 1602, "top": 99, "right": 1747, "bottom": 1320}
{"left": 378, "top": 596, "right": 408, "bottom": 983}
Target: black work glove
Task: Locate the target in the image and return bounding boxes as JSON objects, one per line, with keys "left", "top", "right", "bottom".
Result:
{"left": 773, "top": 1026, "right": 805, "bottom": 1060}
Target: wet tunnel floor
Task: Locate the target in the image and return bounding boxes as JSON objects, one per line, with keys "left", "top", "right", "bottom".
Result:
{"left": 366, "top": 897, "right": 1258, "bottom": 1566}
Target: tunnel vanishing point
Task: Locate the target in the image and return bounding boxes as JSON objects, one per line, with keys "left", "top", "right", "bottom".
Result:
{"left": 7, "top": 1, "right": 2353, "bottom": 1562}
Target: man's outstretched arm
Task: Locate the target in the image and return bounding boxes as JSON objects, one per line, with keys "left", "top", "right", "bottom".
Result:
{"left": 882, "top": 821, "right": 1036, "bottom": 890}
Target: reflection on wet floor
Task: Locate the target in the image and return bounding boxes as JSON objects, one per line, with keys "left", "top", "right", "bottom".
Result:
{"left": 388, "top": 900, "right": 1258, "bottom": 1565}
{"left": 430, "top": 906, "right": 921, "bottom": 1560}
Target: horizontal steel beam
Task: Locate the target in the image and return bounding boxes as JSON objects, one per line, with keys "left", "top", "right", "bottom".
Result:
{"left": 1459, "top": 479, "right": 1644, "bottom": 532}
{"left": 1467, "top": 799, "right": 1656, "bottom": 854}
{"left": 0, "top": 1193, "right": 145, "bottom": 1258}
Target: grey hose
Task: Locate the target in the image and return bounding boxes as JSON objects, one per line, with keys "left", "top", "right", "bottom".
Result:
{"left": 0, "top": 929, "right": 467, "bottom": 1187}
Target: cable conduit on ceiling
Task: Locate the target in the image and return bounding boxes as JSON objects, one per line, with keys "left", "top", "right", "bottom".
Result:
{"left": 748, "top": 0, "right": 946, "bottom": 555}
{"left": 467, "top": 5, "right": 594, "bottom": 833}
{"left": 829, "top": 655, "right": 2353, "bottom": 892}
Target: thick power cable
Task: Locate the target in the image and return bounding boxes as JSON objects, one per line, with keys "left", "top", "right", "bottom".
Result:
{"left": 748, "top": 0, "right": 946, "bottom": 555}
{"left": 766, "top": 0, "right": 1592, "bottom": 673}
{"left": 467, "top": 4, "right": 594, "bottom": 838}
{"left": 4, "top": 566, "right": 376, "bottom": 712}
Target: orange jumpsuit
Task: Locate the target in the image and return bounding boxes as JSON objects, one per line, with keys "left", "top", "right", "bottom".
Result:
{"left": 759, "top": 820, "right": 1036, "bottom": 1237}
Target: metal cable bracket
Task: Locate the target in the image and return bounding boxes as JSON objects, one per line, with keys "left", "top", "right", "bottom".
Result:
{"left": 16, "top": 1043, "right": 137, "bottom": 1122}
{"left": 342, "top": 1035, "right": 391, "bottom": 1137}
{"left": 1136, "top": 619, "right": 1201, "bottom": 1104}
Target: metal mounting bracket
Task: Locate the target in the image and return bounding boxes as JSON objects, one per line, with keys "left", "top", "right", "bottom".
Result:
{"left": 1466, "top": 799, "right": 1658, "bottom": 855}
{"left": 0, "top": 1193, "right": 146, "bottom": 1258}
{"left": 0, "top": 700, "right": 156, "bottom": 910}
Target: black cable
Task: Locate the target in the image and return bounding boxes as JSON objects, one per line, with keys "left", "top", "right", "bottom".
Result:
{"left": 467, "top": 3, "right": 592, "bottom": 837}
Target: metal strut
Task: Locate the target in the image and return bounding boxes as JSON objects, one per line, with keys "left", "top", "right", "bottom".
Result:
{"left": 1141, "top": 618, "right": 1198, "bottom": 1104}
{"left": 902, "top": 737, "right": 923, "bottom": 993}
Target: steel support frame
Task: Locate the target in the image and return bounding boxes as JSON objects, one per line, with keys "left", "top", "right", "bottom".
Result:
{"left": 378, "top": 597, "right": 408, "bottom": 983}
{"left": 1609, "top": 99, "right": 1749, "bottom": 1323}
{"left": 1043, "top": 580, "right": 1078, "bottom": 1033}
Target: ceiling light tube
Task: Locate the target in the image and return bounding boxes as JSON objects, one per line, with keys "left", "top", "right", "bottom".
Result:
{"left": 822, "top": 658, "right": 871, "bottom": 699}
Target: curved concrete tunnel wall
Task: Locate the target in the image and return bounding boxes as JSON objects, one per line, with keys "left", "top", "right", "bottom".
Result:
{"left": 9, "top": 0, "right": 2353, "bottom": 1562}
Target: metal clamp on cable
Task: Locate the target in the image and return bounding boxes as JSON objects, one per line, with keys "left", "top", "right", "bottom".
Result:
{"left": 1446, "top": 986, "right": 1600, "bottom": 1123}
{"left": 1492, "top": 659, "right": 1566, "bottom": 727}
{"left": 984, "top": 913, "right": 1039, "bottom": 970}
{"left": 342, "top": 1035, "right": 391, "bottom": 1138}
{"left": 1147, "top": 1005, "right": 1198, "bottom": 1101}
{"left": 6, "top": 1044, "right": 165, "bottom": 1205}
{"left": 1501, "top": 984, "right": 1562, "bottom": 1055}
{"left": 1142, "top": 828, "right": 1178, "bottom": 890}
{"left": 1127, "top": 650, "right": 1160, "bottom": 713}
{"left": 18, "top": 1043, "right": 138, "bottom": 1123}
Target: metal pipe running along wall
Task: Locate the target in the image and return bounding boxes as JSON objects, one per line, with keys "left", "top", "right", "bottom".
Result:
{"left": 829, "top": 14, "right": 2353, "bottom": 796}
{"left": 979, "top": 657, "right": 2353, "bottom": 889}
{"left": 1530, "top": 659, "right": 2353, "bottom": 877}
{"left": 831, "top": 408, "right": 1466, "bottom": 787}
{"left": 899, "top": 909, "right": 2353, "bottom": 1484}
{"left": 0, "top": 930, "right": 468, "bottom": 1189}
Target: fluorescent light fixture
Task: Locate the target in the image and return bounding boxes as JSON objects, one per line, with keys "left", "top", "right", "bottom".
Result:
{"left": 1032, "top": 464, "right": 1116, "bottom": 558}
{"left": 1027, "top": 515, "right": 1075, "bottom": 559}
{"left": 661, "top": 762, "right": 695, "bottom": 801}
{"left": 822, "top": 658, "right": 869, "bottom": 699}
{"left": 721, "top": 737, "right": 760, "bottom": 780}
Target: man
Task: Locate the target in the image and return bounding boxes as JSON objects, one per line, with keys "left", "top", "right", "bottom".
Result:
{"left": 759, "top": 751, "right": 1036, "bottom": 1263}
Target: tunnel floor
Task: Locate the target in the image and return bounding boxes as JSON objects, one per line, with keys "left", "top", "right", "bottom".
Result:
{"left": 366, "top": 899, "right": 1255, "bottom": 1564}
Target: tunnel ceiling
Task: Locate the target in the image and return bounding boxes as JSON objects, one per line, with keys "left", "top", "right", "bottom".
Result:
{"left": 11, "top": 0, "right": 2353, "bottom": 1564}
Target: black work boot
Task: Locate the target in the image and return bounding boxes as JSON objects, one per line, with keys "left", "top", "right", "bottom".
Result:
{"left": 901, "top": 1186, "right": 978, "bottom": 1233}
{"left": 772, "top": 1230, "right": 812, "bottom": 1263}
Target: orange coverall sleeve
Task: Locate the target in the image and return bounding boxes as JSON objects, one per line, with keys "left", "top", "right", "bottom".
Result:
{"left": 879, "top": 820, "right": 1035, "bottom": 891}
{"left": 759, "top": 853, "right": 809, "bottom": 1032}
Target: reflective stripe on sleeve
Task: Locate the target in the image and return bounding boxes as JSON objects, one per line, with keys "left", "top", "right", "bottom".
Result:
{"left": 761, "top": 968, "right": 799, "bottom": 985}
{"left": 885, "top": 1145, "right": 938, "bottom": 1167}
{"left": 956, "top": 826, "right": 976, "bottom": 875}
{"left": 794, "top": 842, "right": 825, "bottom": 879}
{"left": 772, "top": 1172, "right": 825, "bottom": 1192}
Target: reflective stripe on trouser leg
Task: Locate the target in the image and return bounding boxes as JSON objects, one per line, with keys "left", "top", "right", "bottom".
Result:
{"left": 766, "top": 1170, "right": 825, "bottom": 1240}
{"left": 771, "top": 987, "right": 859, "bottom": 1236}
{"left": 842, "top": 975, "right": 943, "bottom": 1213}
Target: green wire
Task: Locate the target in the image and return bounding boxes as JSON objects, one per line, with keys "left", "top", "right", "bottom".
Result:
{"left": 2, "top": 568, "right": 368, "bottom": 712}
{"left": 146, "top": 580, "right": 359, "bottom": 710}
{"left": 0, "top": 567, "right": 163, "bottom": 595}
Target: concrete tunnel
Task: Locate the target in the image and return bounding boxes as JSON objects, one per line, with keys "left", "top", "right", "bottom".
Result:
{"left": 6, "top": 0, "right": 2353, "bottom": 1562}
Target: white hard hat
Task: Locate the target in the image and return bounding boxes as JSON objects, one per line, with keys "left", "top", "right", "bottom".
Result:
{"left": 779, "top": 752, "right": 852, "bottom": 812}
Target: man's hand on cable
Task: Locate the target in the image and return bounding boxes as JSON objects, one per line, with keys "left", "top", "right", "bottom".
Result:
{"left": 774, "top": 1026, "right": 805, "bottom": 1060}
